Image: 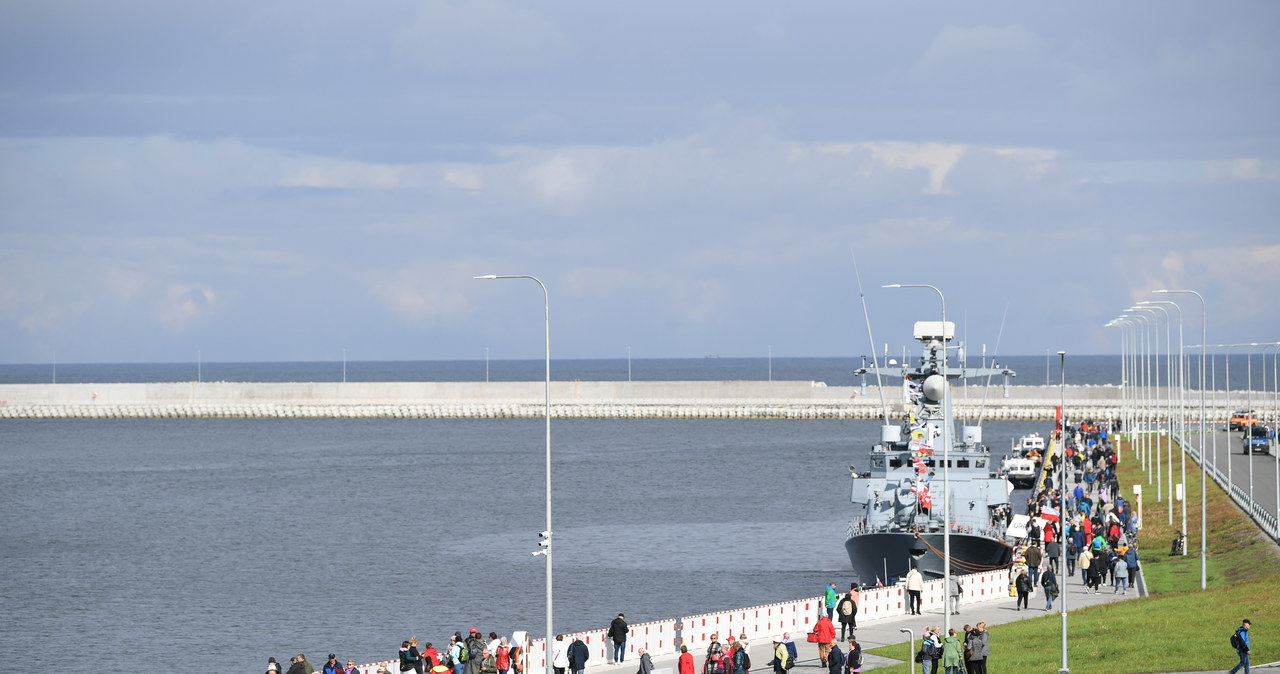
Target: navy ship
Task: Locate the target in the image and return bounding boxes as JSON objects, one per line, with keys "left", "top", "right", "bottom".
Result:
{"left": 846, "top": 321, "right": 1016, "bottom": 583}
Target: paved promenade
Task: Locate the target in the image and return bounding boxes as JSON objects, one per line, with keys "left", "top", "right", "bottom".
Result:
{"left": 566, "top": 578, "right": 1142, "bottom": 673}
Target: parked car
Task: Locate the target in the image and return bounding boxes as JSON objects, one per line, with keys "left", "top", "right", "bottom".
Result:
{"left": 1243, "top": 425, "right": 1273, "bottom": 455}
{"left": 1229, "top": 409, "right": 1259, "bottom": 431}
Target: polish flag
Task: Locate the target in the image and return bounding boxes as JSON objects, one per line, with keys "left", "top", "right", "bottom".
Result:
{"left": 1041, "top": 505, "right": 1061, "bottom": 523}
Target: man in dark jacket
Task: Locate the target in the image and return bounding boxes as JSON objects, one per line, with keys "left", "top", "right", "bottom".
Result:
{"left": 567, "top": 637, "right": 589, "bottom": 674}
{"left": 609, "top": 614, "right": 629, "bottom": 663}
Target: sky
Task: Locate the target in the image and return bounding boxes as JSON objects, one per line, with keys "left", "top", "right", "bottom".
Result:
{"left": 1, "top": 1, "right": 1278, "bottom": 364}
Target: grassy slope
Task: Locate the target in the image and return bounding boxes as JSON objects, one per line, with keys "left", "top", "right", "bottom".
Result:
{"left": 867, "top": 434, "right": 1280, "bottom": 673}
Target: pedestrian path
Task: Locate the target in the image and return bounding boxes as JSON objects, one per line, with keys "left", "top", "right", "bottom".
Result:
{"left": 579, "top": 579, "right": 1139, "bottom": 673}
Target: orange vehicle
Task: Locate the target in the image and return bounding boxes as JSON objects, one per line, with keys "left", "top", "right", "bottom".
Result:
{"left": 1229, "top": 410, "right": 1258, "bottom": 431}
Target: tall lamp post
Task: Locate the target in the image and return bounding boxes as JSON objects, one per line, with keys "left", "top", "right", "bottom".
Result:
{"left": 475, "top": 274, "right": 553, "bottom": 674}
{"left": 1141, "top": 300, "right": 1187, "bottom": 549}
{"left": 883, "top": 283, "right": 951, "bottom": 635}
{"left": 1154, "top": 289, "right": 1206, "bottom": 589}
{"left": 1058, "top": 350, "right": 1069, "bottom": 674}
{"left": 1135, "top": 303, "right": 1174, "bottom": 525}
{"left": 1125, "top": 310, "right": 1156, "bottom": 493}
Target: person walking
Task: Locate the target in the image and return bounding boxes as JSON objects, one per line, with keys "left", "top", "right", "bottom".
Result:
{"left": 678, "top": 646, "right": 694, "bottom": 674}
{"left": 1014, "top": 568, "right": 1031, "bottom": 611}
{"left": 1024, "top": 543, "right": 1043, "bottom": 588}
{"left": 825, "top": 582, "right": 838, "bottom": 621}
{"left": 813, "top": 614, "right": 836, "bottom": 667}
{"left": 947, "top": 572, "right": 962, "bottom": 615}
{"left": 729, "top": 642, "right": 747, "bottom": 674}
{"left": 827, "top": 643, "right": 844, "bottom": 674}
{"left": 568, "top": 637, "right": 589, "bottom": 674}
{"left": 609, "top": 614, "right": 629, "bottom": 663}
{"left": 1113, "top": 555, "right": 1129, "bottom": 594}
{"left": 1041, "top": 567, "right": 1059, "bottom": 611}
{"left": 905, "top": 566, "right": 924, "bottom": 615}
{"left": 551, "top": 635, "right": 568, "bottom": 674}
{"left": 1230, "top": 619, "right": 1252, "bottom": 674}
{"left": 769, "top": 640, "right": 789, "bottom": 674}
{"left": 636, "top": 649, "right": 653, "bottom": 674}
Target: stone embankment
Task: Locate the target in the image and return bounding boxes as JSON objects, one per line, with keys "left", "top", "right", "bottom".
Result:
{"left": 0, "top": 380, "right": 1244, "bottom": 421}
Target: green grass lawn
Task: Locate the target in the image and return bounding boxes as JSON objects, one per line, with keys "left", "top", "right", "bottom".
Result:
{"left": 866, "top": 433, "right": 1280, "bottom": 673}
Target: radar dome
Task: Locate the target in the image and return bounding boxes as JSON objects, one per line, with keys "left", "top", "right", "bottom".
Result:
{"left": 922, "top": 374, "right": 947, "bottom": 403}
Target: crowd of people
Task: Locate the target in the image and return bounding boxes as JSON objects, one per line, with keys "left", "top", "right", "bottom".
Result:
{"left": 264, "top": 628, "right": 530, "bottom": 674}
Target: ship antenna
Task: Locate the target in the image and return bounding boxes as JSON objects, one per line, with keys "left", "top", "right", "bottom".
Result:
{"left": 975, "top": 303, "right": 1009, "bottom": 424}
{"left": 851, "top": 249, "right": 890, "bottom": 420}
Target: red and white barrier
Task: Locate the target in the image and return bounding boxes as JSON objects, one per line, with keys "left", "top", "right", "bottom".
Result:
{"left": 348, "top": 569, "right": 1022, "bottom": 674}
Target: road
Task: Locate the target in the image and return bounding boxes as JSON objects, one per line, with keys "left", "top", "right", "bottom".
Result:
{"left": 1137, "top": 426, "right": 1280, "bottom": 535}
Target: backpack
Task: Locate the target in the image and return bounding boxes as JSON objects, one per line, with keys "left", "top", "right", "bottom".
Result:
{"left": 1231, "top": 630, "right": 1243, "bottom": 650}
{"left": 741, "top": 652, "right": 751, "bottom": 671}
{"left": 456, "top": 644, "right": 470, "bottom": 664}
{"left": 782, "top": 653, "right": 793, "bottom": 670}
{"left": 468, "top": 638, "right": 483, "bottom": 662}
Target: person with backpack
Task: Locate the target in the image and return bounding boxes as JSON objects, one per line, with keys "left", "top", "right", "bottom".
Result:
{"left": 1042, "top": 567, "right": 1059, "bottom": 611}
{"left": 836, "top": 585, "right": 858, "bottom": 638}
{"left": 466, "top": 630, "right": 487, "bottom": 674}
{"left": 918, "top": 628, "right": 940, "bottom": 674}
{"left": 781, "top": 633, "right": 798, "bottom": 669}
{"left": 636, "top": 648, "right": 653, "bottom": 674}
{"left": 1230, "top": 619, "right": 1252, "bottom": 674}
{"left": 769, "top": 639, "right": 790, "bottom": 674}
{"left": 826, "top": 643, "right": 844, "bottom": 674}
{"left": 843, "top": 638, "right": 862, "bottom": 674}
{"left": 729, "top": 641, "right": 748, "bottom": 674}
{"left": 450, "top": 634, "right": 467, "bottom": 674}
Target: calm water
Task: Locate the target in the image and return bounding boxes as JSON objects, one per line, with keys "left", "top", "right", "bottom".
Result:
{"left": 0, "top": 417, "right": 1045, "bottom": 671}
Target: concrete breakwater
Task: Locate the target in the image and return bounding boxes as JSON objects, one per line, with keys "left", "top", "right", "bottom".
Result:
{"left": 0, "top": 380, "right": 1253, "bottom": 420}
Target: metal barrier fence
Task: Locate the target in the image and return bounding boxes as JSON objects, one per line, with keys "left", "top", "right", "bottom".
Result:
{"left": 1175, "top": 433, "right": 1279, "bottom": 542}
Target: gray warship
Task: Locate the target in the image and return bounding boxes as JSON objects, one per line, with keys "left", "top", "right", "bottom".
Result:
{"left": 846, "top": 320, "right": 1017, "bottom": 583}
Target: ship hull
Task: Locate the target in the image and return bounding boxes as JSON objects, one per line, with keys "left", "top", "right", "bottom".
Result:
{"left": 845, "top": 531, "right": 1012, "bottom": 584}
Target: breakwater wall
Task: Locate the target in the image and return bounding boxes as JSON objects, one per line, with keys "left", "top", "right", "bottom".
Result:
{"left": 0, "top": 381, "right": 1263, "bottom": 420}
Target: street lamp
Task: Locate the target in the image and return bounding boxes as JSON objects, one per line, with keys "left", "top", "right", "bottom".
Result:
{"left": 1153, "top": 288, "right": 1207, "bottom": 589}
{"left": 1058, "top": 350, "right": 1069, "bottom": 674}
{"left": 1136, "top": 303, "right": 1174, "bottom": 525}
{"left": 1125, "top": 309, "right": 1156, "bottom": 494}
{"left": 474, "top": 274, "right": 553, "bottom": 674}
{"left": 1141, "top": 299, "right": 1187, "bottom": 549}
{"left": 883, "top": 282, "right": 951, "bottom": 635}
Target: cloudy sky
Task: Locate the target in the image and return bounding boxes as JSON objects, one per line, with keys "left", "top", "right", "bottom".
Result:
{"left": 1, "top": 1, "right": 1277, "bottom": 364}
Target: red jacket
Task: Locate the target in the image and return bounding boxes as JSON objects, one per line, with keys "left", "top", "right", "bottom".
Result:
{"left": 814, "top": 616, "right": 836, "bottom": 643}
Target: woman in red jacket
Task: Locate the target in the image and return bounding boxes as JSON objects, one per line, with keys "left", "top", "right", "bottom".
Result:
{"left": 678, "top": 645, "right": 694, "bottom": 674}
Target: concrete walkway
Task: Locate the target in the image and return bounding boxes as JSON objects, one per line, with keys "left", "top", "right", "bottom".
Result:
{"left": 585, "top": 575, "right": 1140, "bottom": 673}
